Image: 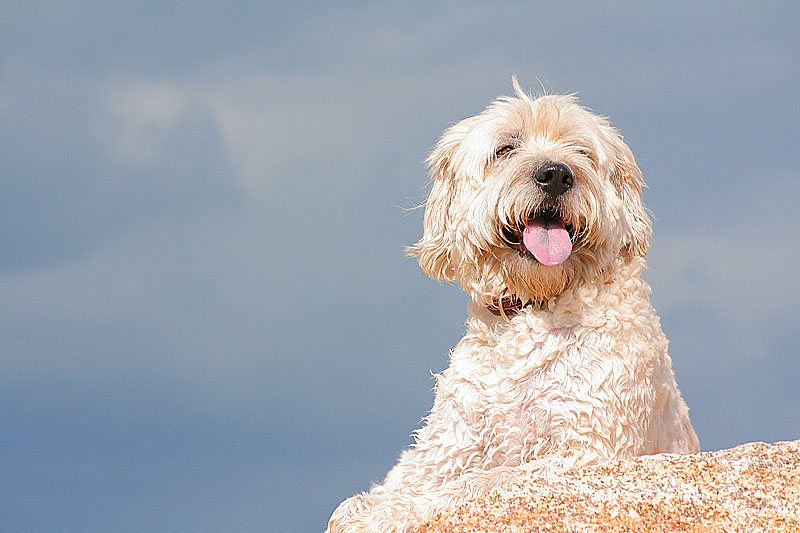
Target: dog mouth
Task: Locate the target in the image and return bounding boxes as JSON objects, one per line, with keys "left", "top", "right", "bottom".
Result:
{"left": 501, "top": 207, "right": 575, "bottom": 266}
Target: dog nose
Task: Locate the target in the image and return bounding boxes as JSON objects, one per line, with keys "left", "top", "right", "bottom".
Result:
{"left": 534, "top": 162, "right": 574, "bottom": 197}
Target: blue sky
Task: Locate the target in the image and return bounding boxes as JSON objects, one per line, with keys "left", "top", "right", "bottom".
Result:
{"left": 2, "top": 2, "right": 799, "bottom": 532}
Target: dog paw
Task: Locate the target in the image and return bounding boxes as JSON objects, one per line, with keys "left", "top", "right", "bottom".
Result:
{"left": 326, "top": 493, "right": 378, "bottom": 533}
{"left": 327, "top": 491, "right": 427, "bottom": 533}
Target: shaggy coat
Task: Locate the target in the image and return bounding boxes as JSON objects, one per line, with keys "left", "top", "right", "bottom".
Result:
{"left": 327, "top": 80, "right": 699, "bottom": 532}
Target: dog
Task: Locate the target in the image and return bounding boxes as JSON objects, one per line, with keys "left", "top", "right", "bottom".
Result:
{"left": 327, "top": 79, "right": 699, "bottom": 532}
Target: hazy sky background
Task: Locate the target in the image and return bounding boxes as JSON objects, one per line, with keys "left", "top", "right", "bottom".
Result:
{"left": 2, "top": 2, "right": 799, "bottom": 532}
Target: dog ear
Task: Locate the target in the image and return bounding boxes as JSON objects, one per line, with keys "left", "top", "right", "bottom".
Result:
{"left": 605, "top": 129, "right": 652, "bottom": 259}
{"left": 406, "top": 123, "right": 470, "bottom": 282}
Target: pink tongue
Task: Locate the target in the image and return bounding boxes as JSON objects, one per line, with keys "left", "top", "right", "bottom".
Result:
{"left": 522, "top": 218, "right": 573, "bottom": 266}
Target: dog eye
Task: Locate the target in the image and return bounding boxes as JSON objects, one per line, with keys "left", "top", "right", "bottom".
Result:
{"left": 577, "top": 148, "right": 592, "bottom": 158}
{"left": 495, "top": 145, "right": 515, "bottom": 158}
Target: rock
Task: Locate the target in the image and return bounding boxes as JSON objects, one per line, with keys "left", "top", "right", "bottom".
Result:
{"left": 417, "top": 440, "right": 800, "bottom": 532}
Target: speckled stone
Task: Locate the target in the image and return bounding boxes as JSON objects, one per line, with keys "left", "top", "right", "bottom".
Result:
{"left": 417, "top": 439, "right": 800, "bottom": 532}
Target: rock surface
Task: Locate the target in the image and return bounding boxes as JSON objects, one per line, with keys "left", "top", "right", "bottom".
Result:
{"left": 417, "top": 439, "right": 800, "bottom": 532}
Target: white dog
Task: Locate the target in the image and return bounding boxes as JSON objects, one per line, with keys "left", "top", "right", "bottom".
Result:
{"left": 327, "top": 79, "right": 699, "bottom": 532}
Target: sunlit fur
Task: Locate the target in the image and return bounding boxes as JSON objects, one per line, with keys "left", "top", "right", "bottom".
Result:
{"left": 409, "top": 78, "right": 652, "bottom": 307}
{"left": 327, "top": 81, "right": 698, "bottom": 533}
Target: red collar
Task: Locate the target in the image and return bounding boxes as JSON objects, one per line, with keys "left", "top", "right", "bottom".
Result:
{"left": 486, "top": 297, "right": 530, "bottom": 317}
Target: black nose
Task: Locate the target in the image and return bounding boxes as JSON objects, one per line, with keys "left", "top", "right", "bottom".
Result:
{"left": 533, "top": 162, "right": 574, "bottom": 197}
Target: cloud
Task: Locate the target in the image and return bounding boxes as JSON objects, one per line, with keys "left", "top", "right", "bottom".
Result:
{"left": 0, "top": 62, "right": 242, "bottom": 271}
{"left": 648, "top": 172, "right": 800, "bottom": 343}
{"left": 97, "top": 79, "right": 190, "bottom": 164}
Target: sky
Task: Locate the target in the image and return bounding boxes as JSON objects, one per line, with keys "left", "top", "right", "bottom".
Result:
{"left": 2, "top": 2, "right": 799, "bottom": 532}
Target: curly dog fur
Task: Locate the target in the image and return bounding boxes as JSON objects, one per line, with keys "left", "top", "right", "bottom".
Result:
{"left": 327, "top": 79, "right": 699, "bottom": 532}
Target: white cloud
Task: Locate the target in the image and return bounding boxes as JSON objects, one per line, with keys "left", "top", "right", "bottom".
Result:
{"left": 94, "top": 73, "right": 376, "bottom": 198}
{"left": 93, "top": 69, "right": 488, "bottom": 202}
{"left": 96, "top": 79, "right": 189, "bottom": 164}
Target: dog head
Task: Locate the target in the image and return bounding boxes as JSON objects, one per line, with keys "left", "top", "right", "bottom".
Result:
{"left": 409, "top": 79, "right": 652, "bottom": 306}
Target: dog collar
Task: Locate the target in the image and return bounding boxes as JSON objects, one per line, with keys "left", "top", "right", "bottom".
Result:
{"left": 486, "top": 297, "right": 530, "bottom": 317}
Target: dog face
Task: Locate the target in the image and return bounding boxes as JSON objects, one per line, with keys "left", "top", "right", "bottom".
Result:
{"left": 409, "top": 80, "right": 652, "bottom": 306}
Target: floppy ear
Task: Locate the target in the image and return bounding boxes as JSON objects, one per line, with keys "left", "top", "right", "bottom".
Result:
{"left": 605, "top": 129, "right": 652, "bottom": 259}
{"left": 406, "top": 122, "right": 469, "bottom": 281}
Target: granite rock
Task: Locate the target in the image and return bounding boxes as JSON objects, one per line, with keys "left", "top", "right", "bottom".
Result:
{"left": 417, "top": 439, "right": 800, "bottom": 532}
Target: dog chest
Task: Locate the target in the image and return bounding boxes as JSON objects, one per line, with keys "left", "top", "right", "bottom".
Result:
{"left": 446, "top": 317, "right": 660, "bottom": 465}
